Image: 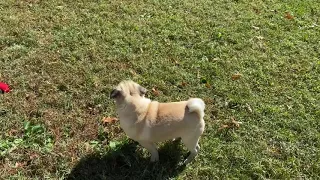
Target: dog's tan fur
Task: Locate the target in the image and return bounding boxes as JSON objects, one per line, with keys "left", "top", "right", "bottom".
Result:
{"left": 111, "top": 80, "right": 205, "bottom": 164}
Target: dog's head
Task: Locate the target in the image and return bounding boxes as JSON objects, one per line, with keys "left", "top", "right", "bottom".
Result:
{"left": 110, "top": 80, "right": 147, "bottom": 101}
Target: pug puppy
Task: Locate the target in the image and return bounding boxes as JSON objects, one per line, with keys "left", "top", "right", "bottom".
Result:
{"left": 110, "top": 80, "right": 205, "bottom": 164}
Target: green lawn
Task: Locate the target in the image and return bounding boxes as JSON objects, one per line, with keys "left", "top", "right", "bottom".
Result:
{"left": 1, "top": 0, "right": 319, "bottom": 179}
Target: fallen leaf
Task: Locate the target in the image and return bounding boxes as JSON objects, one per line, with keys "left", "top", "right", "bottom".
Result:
{"left": 29, "top": 153, "right": 39, "bottom": 160}
{"left": 218, "top": 117, "right": 242, "bottom": 131}
{"left": 152, "top": 87, "right": 160, "bottom": 96}
{"left": 8, "top": 129, "right": 18, "bottom": 136}
{"left": 231, "top": 117, "right": 241, "bottom": 128}
{"left": 15, "top": 162, "right": 27, "bottom": 168}
{"left": 102, "top": 117, "right": 118, "bottom": 124}
{"left": 231, "top": 73, "right": 242, "bottom": 80}
{"left": 204, "top": 98, "right": 214, "bottom": 104}
{"left": 205, "top": 83, "right": 211, "bottom": 88}
{"left": 178, "top": 82, "right": 187, "bottom": 89}
{"left": 218, "top": 124, "right": 229, "bottom": 131}
{"left": 268, "top": 146, "right": 281, "bottom": 155}
{"left": 285, "top": 12, "right": 294, "bottom": 20}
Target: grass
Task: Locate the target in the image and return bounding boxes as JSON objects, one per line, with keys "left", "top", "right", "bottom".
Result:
{"left": 1, "top": 0, "right": 319, "bottom": 179}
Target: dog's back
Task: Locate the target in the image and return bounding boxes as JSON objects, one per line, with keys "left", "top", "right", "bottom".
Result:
{"left": 140, "top": 99, "right": 205, "bottom": 143}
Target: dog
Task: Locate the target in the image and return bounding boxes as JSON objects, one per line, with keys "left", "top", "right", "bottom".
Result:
{"left": 110, "top": 80, "right": 205, "bottom": 164}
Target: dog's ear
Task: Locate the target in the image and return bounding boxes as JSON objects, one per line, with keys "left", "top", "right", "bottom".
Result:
{"left": 110, "top": 89, "right": 121, "bottom": 99}
{"left": 139, "top": 86, "right": 147, "bottom": 96}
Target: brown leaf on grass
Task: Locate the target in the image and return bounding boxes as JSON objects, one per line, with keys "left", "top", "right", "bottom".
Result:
{"left": 29, "top": 153, "right": 39, "bottom": 160}
{"left": 178, "top": 82, "right": 187, "bottom": 89}
{"left": 15, "top": 162, "right": 27, "bottom": 168}
{"left": 102, "top": 117, "right": 118, "bottom": 124}
{"left": 1, "top": 163, "right": 17, "bottom": 175}
{"left": 268, "top": 146, "right": 281, "bottom": 156}
{"left": 218, "top": 117, "right": 242, "bottom": 131}
{"left": 205, "top": 83, "right": 211, "bottom": 88}
{"left": 8, "top": 129, "right": 19, "bottom": 136}
{"left": 204, "top": 98, "right": 214, "bottom": 104}
{"left": 218, "top": 124, "right": 229, "bottom": 131}
{"left": 231, "top": 117, "right": 241, "bottom": 128}
{"left": 231, "top": 73, "right": 242, "bottom": 80}
{"left": 285, "top": 12, "right": 294, "bottom": 20}
{"left": 152, "top": 87, "right": 160, "bottom": 96}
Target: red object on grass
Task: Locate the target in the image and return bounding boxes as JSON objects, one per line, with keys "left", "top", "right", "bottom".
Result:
{"left": 0, "top": 82, "right": 10, "bottom": 93}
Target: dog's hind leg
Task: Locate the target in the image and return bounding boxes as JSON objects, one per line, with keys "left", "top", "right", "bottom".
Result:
{"left": 181, "top": 125, "right": 204, "bottom": 164}
{"left": 182, "top": 135, "right": 200, "bottom": 164}
{"left": 138, "top": 141, "right": 159, "bottom": 162}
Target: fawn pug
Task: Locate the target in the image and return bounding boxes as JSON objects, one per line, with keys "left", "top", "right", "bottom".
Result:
{"left": 110, "top": 80, "right": 205, "bottom": 164}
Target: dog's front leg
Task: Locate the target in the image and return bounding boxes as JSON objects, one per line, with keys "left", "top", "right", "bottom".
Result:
{"left": 138, "top": 141, "right": 159, "bottom": 162}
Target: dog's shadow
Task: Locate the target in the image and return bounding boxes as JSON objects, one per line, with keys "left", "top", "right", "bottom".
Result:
{"left": 66, "top": 140, "right": 186, "bottom": 180}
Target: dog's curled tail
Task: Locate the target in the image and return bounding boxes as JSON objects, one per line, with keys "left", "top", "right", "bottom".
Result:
{"left": 187, "top": 98, "right": 205, "bottom": 119}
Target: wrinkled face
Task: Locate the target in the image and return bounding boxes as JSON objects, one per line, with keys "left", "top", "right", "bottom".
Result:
{"left": 110, "top": 80, "right": 147, "bottom": 100}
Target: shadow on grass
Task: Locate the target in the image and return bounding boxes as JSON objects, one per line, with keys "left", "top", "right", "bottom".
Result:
{"left": 66, "top": 140, "right": 186, "bottom": 180}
